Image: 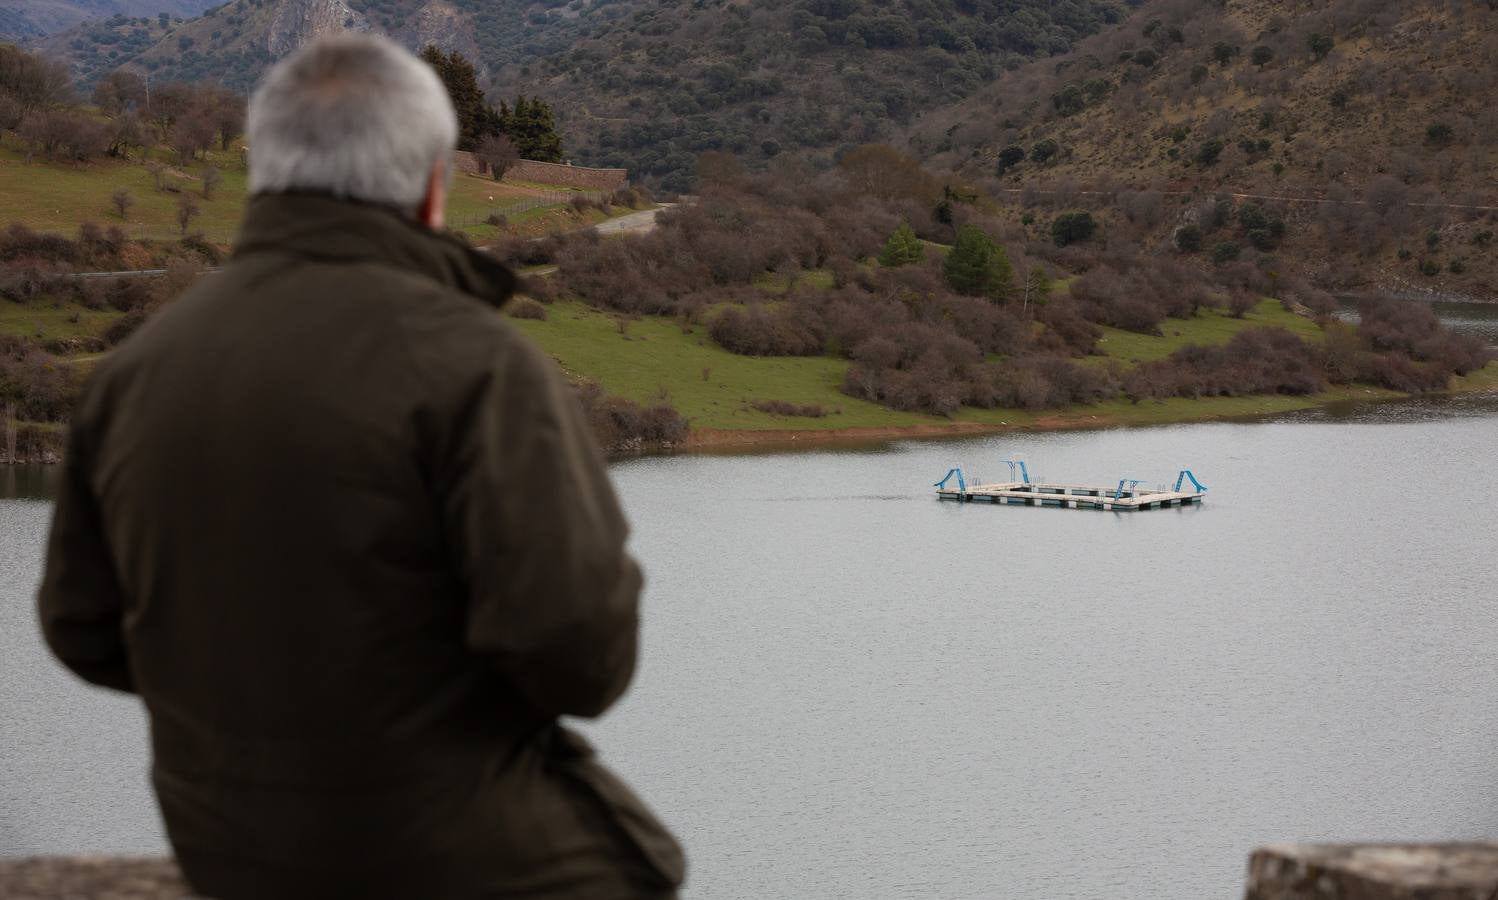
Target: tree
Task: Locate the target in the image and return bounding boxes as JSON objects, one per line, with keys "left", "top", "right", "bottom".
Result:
{"left": 1174, "top": 224, "right": 1203, "bottom": 253}
{"left": 168, "top": 113, "right": 216, "bottom": 165}
{"left": 1307, "top": 33, "right": 1334, "bottom": 61}
{"left": 176, "top": 193, "right": 200, "bottom": 235}
{"left": 1196, "top": 138, "right": 1225, "bottom": 166}
{"left": 1051, "top": 83, "right": 1085, "bottom": 116}
{"left": 475, "top": 133, "right": 519, "bottom": 180}
{"left": 145, "top": 160, "right": 167, "bottom": 192}
{"left": 111, "top": 189, "right": 133, "bottom": 220}
{"left": 205, "top": 87, "right": 246, "bottom": 152}
{"left": 1211, "top": 42, "right": 1240, "bottom": 65}
{"left": 201, "top": 165, "right": 221, "bottom": 199}
{"left": 836, "top": 144, "right": 934, "bottom": 202}
{"left": 106, "top": 113, "right": 143, "bottom": 159}
{"left": 1050, "top": 211, "right": 1096, "bottom": 247}
{"left": 1250, "top": 45, "right": 1273, "bottom": 68}
{"left": 498, "top": 95, "right": 564, "bottom": 162}
{"left": 93, "top": 71, "right": 146, "bottom": 116}
{"left": 147, "top": 81, "right": 196, "bottom": 138}
{"left": 943, "top": 225, "right": 1013, "bottom": 301}
{"left": 878, "top": 222, "right": 924, "bottom": 267}
{"left": 996, "top": 145, "right": 1025, "bottom": 174}
{"left": 1023, "top": 265, "right": 1052, "bottom": 310}
{"left": 1425, "top": 122, "right": 1454, "bottom": 147}
{"left": 696, "top": 150, "right": 744, "bottom": 188}
{"left": 1030, "top": 138, "right": 1059, "bottom": 164}
{"left": 421, "top": 46, "right": 489, "bottom": 150}
{"left": 0, "top": 45, "right": 72, "bottom": 112}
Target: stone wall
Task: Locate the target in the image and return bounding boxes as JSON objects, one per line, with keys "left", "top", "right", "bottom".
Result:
{"left": 1245, "top": 843, "right": 1498, "bottom": 899}
{"left": 8, "top": 844, "right": 1498, "bottom": 897}
{"left": 451, "top": 152, "right": 628, "bottom": 191}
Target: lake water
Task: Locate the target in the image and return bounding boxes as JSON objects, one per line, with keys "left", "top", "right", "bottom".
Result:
{"left": 5, "top": 393, "right": 1498, "bottom": 898}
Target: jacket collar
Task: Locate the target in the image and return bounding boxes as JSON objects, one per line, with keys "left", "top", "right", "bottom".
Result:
{"left": 232, "top": 192, "right": 516, "bottom": 307}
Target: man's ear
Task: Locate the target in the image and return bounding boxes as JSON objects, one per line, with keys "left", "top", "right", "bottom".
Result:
{"left": 418, "top": 161, "right": 447, "bottom": 230}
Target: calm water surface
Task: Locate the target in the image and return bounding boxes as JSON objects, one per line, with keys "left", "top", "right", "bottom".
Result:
{"left": 5, "top": 399, "right": 1498, "bottom": 898}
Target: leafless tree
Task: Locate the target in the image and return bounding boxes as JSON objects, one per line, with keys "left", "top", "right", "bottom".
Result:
{"left": 106, "top": 113, "right": 143, "bottom": 159}
{"left": 168, "top": 113, "right": 216, "bottom": 165}
{"left": 475, "top": 133, "right": 519, "bottom": 181}
{"left": 145, "top": 159, "right": 167, "bottom": 192}
{"left": 0, "top": 45, "right": 72, "bottom": 112}
{"left": 201, "top": 165, "right": 221, "bottom": 199}
{"left": 176, "top": 194, "right": 201, "bottom": 235}
{"left": 92, "top": 71, "right": 147, "bottom": 116}
{"left": 111, "top": 189, "right": 133, "bottom": 220}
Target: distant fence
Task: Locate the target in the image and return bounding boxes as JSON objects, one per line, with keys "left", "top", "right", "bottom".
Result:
{"left": 450, "top": 189, "right": 613, "bottom": 228}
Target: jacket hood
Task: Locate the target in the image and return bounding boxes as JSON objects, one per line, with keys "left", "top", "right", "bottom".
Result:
{"left": 233, "top": 192, "right": 517, "bottom": 307}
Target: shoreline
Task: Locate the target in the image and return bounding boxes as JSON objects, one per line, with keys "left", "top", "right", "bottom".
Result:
{"left": 7, "top": 379, "right": 1498, "bottom": 468}
{"left": 677, "top": 378, "right": 1498, "bottom": 453}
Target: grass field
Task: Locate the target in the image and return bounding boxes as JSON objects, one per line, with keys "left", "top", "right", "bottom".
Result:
{"left": 0, "top": 299, "right": 122, "bottom": 342}
{"left": 1093, "top": 299, "right": 1323, "bottom": 363}
{"left": 510, "top": 302, "right": 933, "bottom": 431}
{"left": 0, "top": 135, "right": 582, "bottom": 245}
{"left": 0, "top": 141, "right": 250, "bottom": 242}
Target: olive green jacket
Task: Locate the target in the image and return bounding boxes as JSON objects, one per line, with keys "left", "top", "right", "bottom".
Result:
{"left": 37, "top": 193, "right": 684, "bottom": 898}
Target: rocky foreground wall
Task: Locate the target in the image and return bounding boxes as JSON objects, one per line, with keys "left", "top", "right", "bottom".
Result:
{"left": 7, "top": 844, "right": 1498, "bottom": 897}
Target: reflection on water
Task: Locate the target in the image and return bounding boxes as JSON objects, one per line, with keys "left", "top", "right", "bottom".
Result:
{"left": 1267, "top": 390, "right": 1498, "bottom": 425}
{"left": 0, "top": 466, "right": 57, "bottom": 501}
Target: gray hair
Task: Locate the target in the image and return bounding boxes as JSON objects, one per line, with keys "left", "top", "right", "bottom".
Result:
{"left": 247, "top": 34, "right": 457, "bottom": 211}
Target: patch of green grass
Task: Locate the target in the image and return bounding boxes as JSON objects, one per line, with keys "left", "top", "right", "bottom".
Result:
{"left": 510, "top": 301, "right": 937, "bottom": 430}
{"left": 752, "top": 268, "right": 836, "bottom": 294}
{"left": 1092, "top": 299, "right": 1322, "bottom": 364}
{"left": 0, "top": 298, "right": 122, "bottom": 341}
{"left": 0, "top": 141, "right": 249, "bottom": 242}
{"left": 1451, "top": 361, "right": 1498, "bottom": 392}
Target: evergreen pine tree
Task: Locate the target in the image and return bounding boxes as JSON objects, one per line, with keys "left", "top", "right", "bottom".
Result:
{"left": 943, "top": 225, "right": 1014, "bottom": 301}
{"left": 878, "top": 222, "right": 924, "bottom": 267}
{"left": 421, "top": 46, "right": 488, "bottom": 151}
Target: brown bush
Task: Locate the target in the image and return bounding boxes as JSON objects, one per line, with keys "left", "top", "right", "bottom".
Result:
{"left": 508, "top": 298, "right": 547, "bottom": 320}
{"left": 574, "top": 381, "right": 689, "bottom": 452}
{"left": 750, "top": 400, "right": 827, "bottom": 417}
{"left": 708, "top": 305, "right": 823, "bottom": 356}
{"left": 1125, "top": 327, "right": 1325, "bottom": 400}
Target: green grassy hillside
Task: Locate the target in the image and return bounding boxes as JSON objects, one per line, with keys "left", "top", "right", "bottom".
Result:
{"left": 0, "top": 134, "right": 605, "bottom": 245}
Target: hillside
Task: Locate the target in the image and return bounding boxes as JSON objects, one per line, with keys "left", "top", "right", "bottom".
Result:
{"left": 2, "top": 0, "right": 212, "bottom": 40}
{"left": 906, "top": 0, "right": 1498, "bottom": 300}
{"left": 46, "top": 0, "right": 1122, "bottom": 188}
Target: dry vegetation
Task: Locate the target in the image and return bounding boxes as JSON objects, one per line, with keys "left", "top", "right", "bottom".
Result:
{"left": 909, "top": 0, "right": 1498, "bottom": 300}
{"left": 493, "top": 146, "right": 1489, "bottom": 421}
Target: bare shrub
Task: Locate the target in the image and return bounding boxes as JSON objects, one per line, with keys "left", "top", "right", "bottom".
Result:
{"left": 508, "top": 298, "right": 547, "bottom": 320}
{"left": 750, "top": 400, "right": 827, "bottom": 417}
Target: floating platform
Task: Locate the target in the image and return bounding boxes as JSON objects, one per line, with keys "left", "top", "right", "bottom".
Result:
{"left": 934, "top": 463, "right": 1207, "bottom": 511}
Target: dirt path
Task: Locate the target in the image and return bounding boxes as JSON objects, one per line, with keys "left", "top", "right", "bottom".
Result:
{"left": 592, "top": 203, "right": 674, "bottom": 236}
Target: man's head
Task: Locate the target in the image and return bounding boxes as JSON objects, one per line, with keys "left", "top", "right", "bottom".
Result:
{"left": 246, "top": 34, "right": 457, "bottom": 228}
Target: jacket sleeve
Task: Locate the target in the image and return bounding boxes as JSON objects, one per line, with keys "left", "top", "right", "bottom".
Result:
{"left": 440, "top": 335, "right": 643, "bottom": 719}
{"left": 37, "top": 411, "right": 134, "bottom": 694}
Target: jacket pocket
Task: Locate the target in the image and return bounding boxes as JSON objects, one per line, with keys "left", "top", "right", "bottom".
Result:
{"left": 547, "top": 726, "right": 687, "bottom": 890}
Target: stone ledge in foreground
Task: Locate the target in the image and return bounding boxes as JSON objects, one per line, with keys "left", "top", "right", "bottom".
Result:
{"left": 1246, "top": 843, "right": 1498, "bottom": 900}
{"left": 0, "top": 857, "right": 195, "bottom": 899}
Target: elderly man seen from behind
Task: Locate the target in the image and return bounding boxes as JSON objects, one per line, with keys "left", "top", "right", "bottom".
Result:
{"left": 37, "top": 33, "right": 684, "bottom": 900}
